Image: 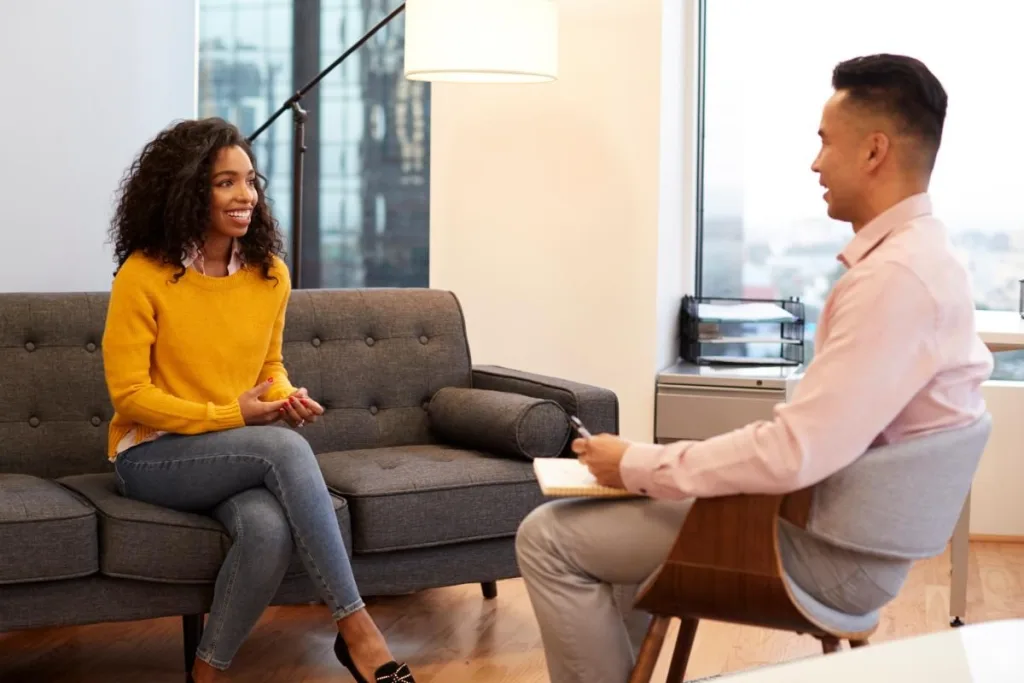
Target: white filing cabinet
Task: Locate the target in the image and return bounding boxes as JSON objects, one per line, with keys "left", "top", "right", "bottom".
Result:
{"left": 654, "top": 362, "right": 803, "bottom": 444}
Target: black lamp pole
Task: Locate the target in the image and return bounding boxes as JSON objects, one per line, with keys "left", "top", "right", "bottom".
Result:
{"left": 247, "top": 2, "right": 407, "bottom": 289}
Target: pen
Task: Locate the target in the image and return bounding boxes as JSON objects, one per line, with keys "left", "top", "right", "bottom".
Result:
{"left": 570, "top": 416, "right": 592, "bottom": 439}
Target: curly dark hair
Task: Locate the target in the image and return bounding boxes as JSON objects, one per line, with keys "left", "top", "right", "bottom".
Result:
{"left": 109, "top": 117, "right": 284, "bottom": 281}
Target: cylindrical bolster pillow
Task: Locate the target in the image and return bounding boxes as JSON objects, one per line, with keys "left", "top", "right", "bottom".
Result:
{"left": 427, "top": 387, "right": 571, "bottom": 460}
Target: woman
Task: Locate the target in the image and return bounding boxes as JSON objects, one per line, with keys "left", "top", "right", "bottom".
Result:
{"left": 103, "top": 117, "right": 415, "bottom": 683}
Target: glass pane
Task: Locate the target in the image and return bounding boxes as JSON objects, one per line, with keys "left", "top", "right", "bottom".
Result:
{"left": 197, "top": 0, "right": 430, "bottom": 290}
{"left": 198, "top": 1, "right": 295, "bottom": 247}
{"left": 700, "top": 0, "right": 1024, "bottom": 377}
{"left": 317, "top": 1, "right": 430, "bottom": 288}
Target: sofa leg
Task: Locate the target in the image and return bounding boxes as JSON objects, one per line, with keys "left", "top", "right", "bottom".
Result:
{"left": 183, "top": 614, "right": 205, "bottom": 677}
{"left": 481, "top": 581, "right": 498, "bottom": 600}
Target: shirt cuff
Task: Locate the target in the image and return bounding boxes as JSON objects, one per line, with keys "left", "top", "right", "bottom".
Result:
{"left": 619, "top": 442, "right": 665, "bottom": 496}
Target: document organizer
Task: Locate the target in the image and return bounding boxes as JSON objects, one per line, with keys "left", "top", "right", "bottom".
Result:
{"left": 679, "top": 295, "right": 806, "bottom": 367}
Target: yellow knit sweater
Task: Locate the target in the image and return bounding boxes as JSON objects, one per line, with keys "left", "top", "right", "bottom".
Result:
{"left": 101, "top": 252, "right": 296, "bottom": 460}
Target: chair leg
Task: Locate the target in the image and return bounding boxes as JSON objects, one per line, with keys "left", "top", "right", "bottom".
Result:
{"left": 628, "top": 616, "right": 672, "bottom": 683}
{"left": 481, "top": 581, "right": 498, "bottom": 600}
{"left": 665, "top": 618, "right": 699, "bottom": 683}
{"left": 850, "top": 639, "right": 869, "bottom": 648}
{"left": 182, "top": 614, "right": 205, "bottom": 677}
{"left": 820, "top": 636, "right": 841, "bottom": 654}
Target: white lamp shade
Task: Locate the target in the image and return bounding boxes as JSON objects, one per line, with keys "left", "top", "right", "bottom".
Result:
{"left": 404, "top": 0, "right": 558, "bottom": 83}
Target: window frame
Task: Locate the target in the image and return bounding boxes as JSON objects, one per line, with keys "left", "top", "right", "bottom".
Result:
{"left": 693, "top": 0, "right": 708, "bottom": 298}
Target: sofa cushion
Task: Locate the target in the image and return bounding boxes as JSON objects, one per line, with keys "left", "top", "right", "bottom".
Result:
{"left": 427, "top": 387, "right": 571, "bottom": 460}
{"left": 59, "top": 473, "right": 352, "bottom": 583}
{"left": 0, "top": 474, "right": 98, "bottom": 584}
{"left": 0, "top": 292, "right": 115, "bottom": 480}
{"left": 278, "top": 289, "right": 473, "bottom": 456}
{"left": 317, "top": 445, "right": 547, "bottom": 553}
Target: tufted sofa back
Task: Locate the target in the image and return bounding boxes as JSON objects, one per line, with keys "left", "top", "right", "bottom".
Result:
{"left": 0, "top": 288, "right": 472, "bottom": 480}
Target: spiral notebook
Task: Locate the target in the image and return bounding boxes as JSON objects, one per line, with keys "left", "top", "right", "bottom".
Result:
{"left": 532, "top": 457, "right": 636, "bottom": 498}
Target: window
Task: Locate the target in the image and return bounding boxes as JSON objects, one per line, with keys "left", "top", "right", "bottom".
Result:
{"left": 198, "top": 0, "right": 429, "bottom": 289}
{"left": 697, "top": 0, "right": 1024, "bottom": 379}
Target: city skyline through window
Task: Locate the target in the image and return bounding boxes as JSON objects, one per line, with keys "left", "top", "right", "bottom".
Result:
{"left": 197, "top": 0, "right": 429, "bottom": 290}
{"left": 699, "top": 0, "right": 1024, "bottom": 378}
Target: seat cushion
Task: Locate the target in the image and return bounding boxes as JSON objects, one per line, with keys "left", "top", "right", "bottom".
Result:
{"left": 317, "top": 445, "right": 547, "bottom": 553}
{"left": 0, "top": 474, "right": 98, "bottom": 584}
{"left": 59, "top": 473, "right": 352, "bottom": 583}
{"left": 782, "top": 570, "right": 880, "bottom": 635}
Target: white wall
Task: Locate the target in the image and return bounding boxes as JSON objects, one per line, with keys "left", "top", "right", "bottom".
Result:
{"left": 0, "top": 0, "right": 197, "bottom": 293}
{"left": 430, "top": 0, "right": 693, "bottom": 441}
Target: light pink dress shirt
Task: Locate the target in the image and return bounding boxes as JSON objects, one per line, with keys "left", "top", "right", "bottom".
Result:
{"left": 621, "top": 193, "right": 994, "bottom": 499}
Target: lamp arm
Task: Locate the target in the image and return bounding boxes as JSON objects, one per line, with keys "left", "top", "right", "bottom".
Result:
{"left": 248, "top": 3, "right": 406, "bottom": 144}
{"left": 246, "top": 2, "right": 407, "bottom": 289}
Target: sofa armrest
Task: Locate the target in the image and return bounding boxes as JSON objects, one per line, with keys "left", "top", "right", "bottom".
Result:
{"left": 471, "top": 365, "right": 619, "bottom": 443}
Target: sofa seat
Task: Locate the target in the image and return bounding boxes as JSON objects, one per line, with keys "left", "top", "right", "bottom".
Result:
{"left": 59, "top": 473, "right": 353, "bottom": 584}
{"left": 0, "top": 474, "right": 98, "bottom": 584}
{"left": 317, "top": 445, "right": 546, "bottom": 554}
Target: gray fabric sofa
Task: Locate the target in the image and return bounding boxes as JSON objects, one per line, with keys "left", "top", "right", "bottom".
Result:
{"left": 0, "top": 288, "right": 618, "bottom": 674}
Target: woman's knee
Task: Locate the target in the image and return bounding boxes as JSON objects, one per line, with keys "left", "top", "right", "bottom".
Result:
{"left": 218, "top": 488, "right": 294, "bottom": 559}
{"left": 235, "top": 426, "right": 319, "bottom": 479}
{"left": 245, "top": 425, "right": 314, "bottom": 457}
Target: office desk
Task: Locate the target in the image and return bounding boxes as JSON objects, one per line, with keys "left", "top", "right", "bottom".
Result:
{"left": 975, "top": 309, "right": 1024, "bottom": 351}
{"left": 714, "top": 618, "right": 1024, "bottom": 682}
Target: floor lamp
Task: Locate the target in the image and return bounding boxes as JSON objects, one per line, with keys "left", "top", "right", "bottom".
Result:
{"left": 247, "top": 0, "right": 559, "bottom": 289}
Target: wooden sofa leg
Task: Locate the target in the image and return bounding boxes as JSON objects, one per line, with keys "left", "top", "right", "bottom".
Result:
{"left": 481, "top": 581, "right": 498, "bottom": 600}
{"left": 850, "top": 639, "right": 869, "bottom": 648}
{"left": 183, "top": 614, "right": 205, "bottom": 676}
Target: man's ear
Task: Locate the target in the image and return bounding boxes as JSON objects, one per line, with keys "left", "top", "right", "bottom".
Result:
{"left": 865, "top": 131, "right": 891, "bottom": 171}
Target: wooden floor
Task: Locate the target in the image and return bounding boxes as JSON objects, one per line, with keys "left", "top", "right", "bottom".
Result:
{"left": 2, "top": 542, "right": 1022, "bottom": 682}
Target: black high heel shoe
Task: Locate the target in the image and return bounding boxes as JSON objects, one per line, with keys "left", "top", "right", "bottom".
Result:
{"left": 334, "top": 634, "right": 415, "bottom": 682}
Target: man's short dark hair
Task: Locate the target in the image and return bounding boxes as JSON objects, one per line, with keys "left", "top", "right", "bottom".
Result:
{"left": 832, "top": 54, "right": 947, "bottom": 171}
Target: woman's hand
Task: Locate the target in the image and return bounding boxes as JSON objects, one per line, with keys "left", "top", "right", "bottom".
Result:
{"left": 238, "top": 378, "right": 290, "bottom": 425}
{"left": 278, "top": 387, "right": 325, "bottom": 428}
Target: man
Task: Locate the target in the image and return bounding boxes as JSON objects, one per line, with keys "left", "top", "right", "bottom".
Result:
{"left": 515, "top": 54, "right": 993, "bottom": 683}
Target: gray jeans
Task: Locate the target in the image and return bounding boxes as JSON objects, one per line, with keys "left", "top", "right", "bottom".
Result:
{"left": 114, "top": 425, "right": 362, "bottom": 670}
{"left": 515, "top": 497, "right": 911, "bottom": 683}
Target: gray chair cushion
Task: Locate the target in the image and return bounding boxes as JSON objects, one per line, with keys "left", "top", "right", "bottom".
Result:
{"left": 782, "top": 571, "right": 880, "bottom": 636}
{"left": 59, "top": 473, "right": 352, "bottom": 583}
{"left": 806, "top": 412, "right": 992, "bottom": 560}
{"left": 770, "top": 415, "right": 993, "bottom": 636}
{"left": 427, "top": 387, "right": 571, "bottom": 460}
{"left": 0, "top": 474, "right": 98, "bottom": 584}
{"left": 317, "top": 445, "right": 546, "bottom": 553}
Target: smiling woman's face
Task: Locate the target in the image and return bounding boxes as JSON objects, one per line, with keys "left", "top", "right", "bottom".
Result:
{"left": 207, "top": 145, "right": 258, "bottom": 240}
